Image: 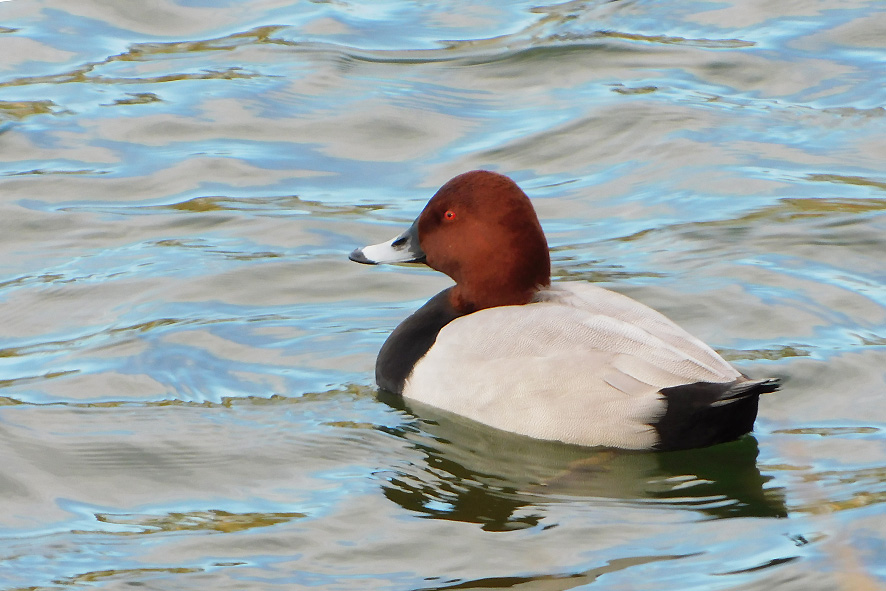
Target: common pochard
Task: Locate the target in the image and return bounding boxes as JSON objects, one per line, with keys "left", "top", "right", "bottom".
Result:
{"left": 350, "top": 170, "right": 779, "bottom": 451}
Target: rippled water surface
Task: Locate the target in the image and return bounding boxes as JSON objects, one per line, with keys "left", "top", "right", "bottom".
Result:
{"left": 1, "top": 1, "right": 885, "bottom": 589}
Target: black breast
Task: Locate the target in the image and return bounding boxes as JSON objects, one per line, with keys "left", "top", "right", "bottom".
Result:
{"left": 375, "top": 288, "right": 465, "bottom": 394}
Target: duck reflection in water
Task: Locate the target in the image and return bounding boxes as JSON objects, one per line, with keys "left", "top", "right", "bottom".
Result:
{"left": 379, "top": 394, "right": 787, "bottom": 531}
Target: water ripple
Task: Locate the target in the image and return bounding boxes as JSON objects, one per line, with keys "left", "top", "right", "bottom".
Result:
{"left": 1, "top": 0, "right": 885, "bottom": 588}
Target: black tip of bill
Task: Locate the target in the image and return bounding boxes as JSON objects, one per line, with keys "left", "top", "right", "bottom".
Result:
{"left": 349, "top": 248, "right": 376, "bottom": 265}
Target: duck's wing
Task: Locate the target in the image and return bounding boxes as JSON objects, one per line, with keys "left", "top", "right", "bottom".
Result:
{"left": 535, "top": 282, "right": 740, "bottom": 379}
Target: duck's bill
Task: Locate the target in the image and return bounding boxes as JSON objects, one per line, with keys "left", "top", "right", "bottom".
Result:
{"left": 349, "top": 218, "right": 426, "bottom": 265}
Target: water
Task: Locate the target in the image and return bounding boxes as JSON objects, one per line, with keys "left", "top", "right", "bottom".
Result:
{"left": 1, "top": 0, "right": 885, "bottom": 588}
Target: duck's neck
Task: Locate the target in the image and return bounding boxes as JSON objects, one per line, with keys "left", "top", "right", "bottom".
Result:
{"left": 448, "top": 257, "right": 551, "bottom": 314}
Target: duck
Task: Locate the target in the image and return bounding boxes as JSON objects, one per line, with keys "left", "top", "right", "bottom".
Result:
{"left": 350, "top": 170, "right": 780, "bottom": 451}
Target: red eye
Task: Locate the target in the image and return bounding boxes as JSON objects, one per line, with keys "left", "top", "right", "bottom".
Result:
{"left": 444, "top": 210, "right": 456, "bottom": 221}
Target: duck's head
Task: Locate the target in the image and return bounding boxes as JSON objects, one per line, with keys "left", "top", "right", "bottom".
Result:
{"left": 350, "top": 170, "right": 551, "bottom": 313}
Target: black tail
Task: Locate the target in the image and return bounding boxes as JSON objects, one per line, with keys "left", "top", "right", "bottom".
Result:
{"left": 653, "top": 377, "right": 781, "bottom": 451}
{"left": 722, "top": 377, "right": 781, "bottom": 401}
